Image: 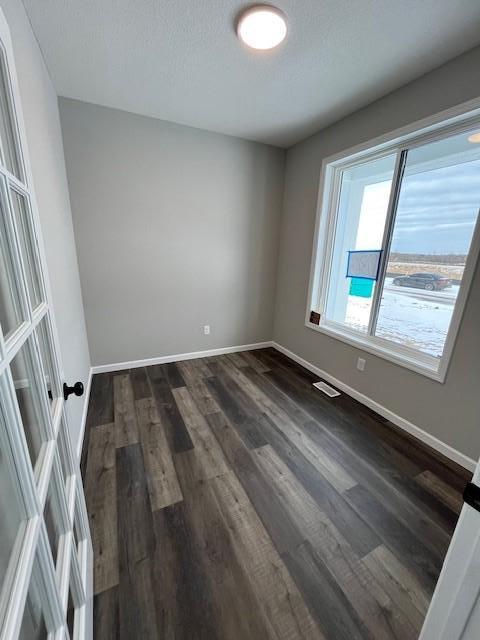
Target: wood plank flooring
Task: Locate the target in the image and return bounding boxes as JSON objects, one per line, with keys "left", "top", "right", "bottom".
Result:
{"left": 81, "top": 348, "right": 471, "bottom": 640}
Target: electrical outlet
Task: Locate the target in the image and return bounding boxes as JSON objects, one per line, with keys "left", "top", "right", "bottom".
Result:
{"left": 357, "top": 357, "right": 366, "bottom": 372}
{"left": 203, "top": 325, "right": 210, "bottom": 335}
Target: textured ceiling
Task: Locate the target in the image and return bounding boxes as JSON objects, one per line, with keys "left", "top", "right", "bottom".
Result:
{"left": 22, "top": 0, "right": 480, "bottom": 147}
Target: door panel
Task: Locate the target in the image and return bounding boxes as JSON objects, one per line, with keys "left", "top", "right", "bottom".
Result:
{"left": 0, "top": 8, "right": 92, "bottom": 640}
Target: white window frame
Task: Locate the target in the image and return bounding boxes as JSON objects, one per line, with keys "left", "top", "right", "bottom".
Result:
{"left": 306, "top": 97, "right": 480, "bottom": 383}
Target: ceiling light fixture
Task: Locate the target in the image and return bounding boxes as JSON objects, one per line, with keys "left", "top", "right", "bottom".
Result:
{"left": 237, "top": 5, "right": 287, "bottom": 51}
{"left": 467, "top": 132, "right": 480, "bottom": 144}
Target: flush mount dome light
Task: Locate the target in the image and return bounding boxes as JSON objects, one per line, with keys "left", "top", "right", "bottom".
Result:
{"left": 468, "top": 131, "right": 480, "bottom": 143}
{"left": 237, "top": 5, "right": 287, "bottom": 50}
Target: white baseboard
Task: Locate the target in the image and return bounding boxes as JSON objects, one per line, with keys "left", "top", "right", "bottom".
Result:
{"left": 272, "top": 341, "right": 476, "bottom": 472}
{"left": 76, "top": 367, "right": 93, "bottom": 461}
{"left": 81, "top": 338, "right": 475, "bottom": 472}
{"left": 90, "top": 341, "right": 274, "bottom": 375}
{"left": 78, "top": 341, "right": 271, "bottom": 460}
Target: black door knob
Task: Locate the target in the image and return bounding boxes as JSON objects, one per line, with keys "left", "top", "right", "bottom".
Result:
{"left": 63, "top": 381, "right": 84, "bottom": 401}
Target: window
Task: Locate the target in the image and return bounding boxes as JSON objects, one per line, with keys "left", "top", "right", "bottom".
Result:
{"left": 308, "top": 110, "right": 480, "bottom": 381}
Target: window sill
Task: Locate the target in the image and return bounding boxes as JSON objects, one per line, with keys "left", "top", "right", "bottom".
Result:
{"left": 305, "top": 319, "right": 447, "bottom": 383}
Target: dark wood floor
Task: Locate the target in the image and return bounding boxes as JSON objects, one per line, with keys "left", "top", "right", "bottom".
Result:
{"left": 81, "top": 347, "right": 470, "bottom": 640}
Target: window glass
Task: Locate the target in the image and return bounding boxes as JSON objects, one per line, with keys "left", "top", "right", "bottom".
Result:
{"left": 0, "top": 47, "right": 23, "bottom": 180}
{"left": 0, "top": 405, "right": 25, "bottom": 597}
{"left": 67, "top": 562, "right": 82, "bottom": 640}
{"left": 324, "top": 153, "right": 396, "bottom": 331}
{"left": 314, "top": 121, "right": 480, "bottom": 374}
{"left": 0, "top": 182, "right": 25, "bottom": 339}
{"left": 36, "top": 315, "right": 59, "bottom": 410}
{"left": 375, "top": 129, "right": 480, "bottom": 356}
{"left": 58, "top": 420, "right": 73, "bottom": 491}
{"left": 11, "top": 337, "right": 46, "bottom": 472}
{"left": 73, "top": 493, "right": 84, "bottom": 562}
{"left": 67, "top": 584, "right": 75, "bottom": 639}
{"left": 11, "top": 189, "right": 42, "bottom": 309}
{"left": 18, "top": 571, "right": 48, "bottom": 640}
{"left": 44, "top": 473, "right": 66, "bottom": 569}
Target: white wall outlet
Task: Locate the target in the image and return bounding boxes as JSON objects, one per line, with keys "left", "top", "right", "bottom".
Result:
{"left": 357, "top": 357, "right": 366, "bottom": 371}
{"left": 203, "top": 325, "right": 210, "bottom": 335}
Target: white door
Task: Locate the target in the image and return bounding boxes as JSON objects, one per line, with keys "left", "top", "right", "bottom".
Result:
{"left": 0, "top": 9, "right": 92, "bottom": 640}
{"left": 420, "top": 462, "right": 480, "bottom": 639}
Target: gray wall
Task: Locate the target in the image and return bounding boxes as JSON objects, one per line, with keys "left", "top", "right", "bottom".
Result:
{"left": 274, "top": 46, "right": 480, "bottom": 460}
{"left": 1, "top": 0, "right": 91, "bottom": 453}
{"left": 59, "top": 99, "right": 285, "bottom": 366}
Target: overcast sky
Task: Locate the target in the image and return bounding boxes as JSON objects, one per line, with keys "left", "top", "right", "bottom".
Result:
{"left": 390, "top": 159, "right": 480, "bottom": 254}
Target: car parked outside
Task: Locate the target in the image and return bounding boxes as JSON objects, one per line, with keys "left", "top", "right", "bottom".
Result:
{"left": 392, "top": 272, "right": 451, "bottom": 291}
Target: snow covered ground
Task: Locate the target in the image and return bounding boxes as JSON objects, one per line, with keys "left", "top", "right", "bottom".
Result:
{"left": 345, "top": 277, "right": 459, "bottom": 357}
